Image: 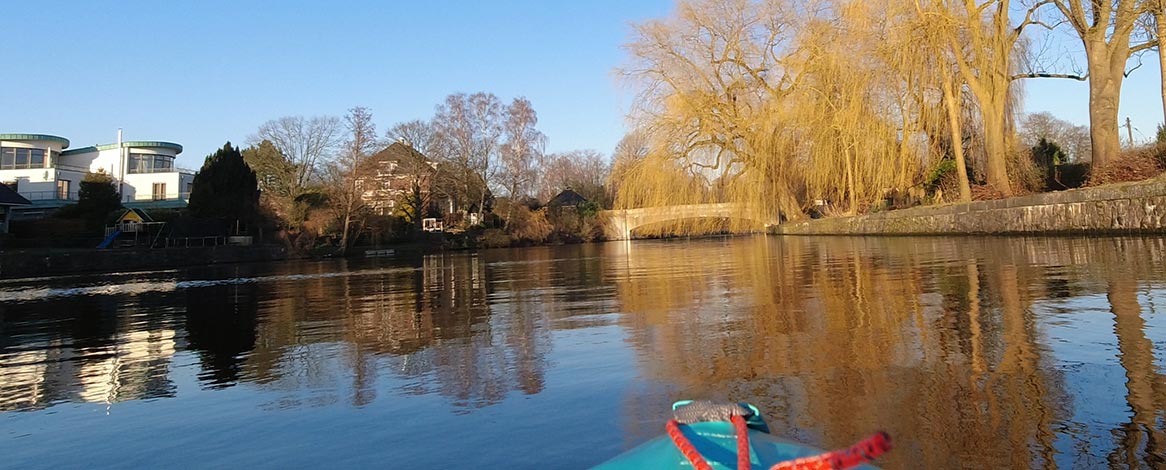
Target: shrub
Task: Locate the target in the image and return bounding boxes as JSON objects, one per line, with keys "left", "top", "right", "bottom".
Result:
{"left": 579, "top": 214, "right": 608, "bottom": 241}
{"left": 1086, "top": 144, "right": 1166, "bottom": 186}
{"left": 479, "top": 228, "right": 512, "bottom": 248}
{"left": 1030, "top": 138, "right": 1068, "bottom": 191}
{"left": 1006, "top": 147, "right": 1044, "bottom": 194}
{"left": 506, "top": 205, "right": 552, "bottom": 243}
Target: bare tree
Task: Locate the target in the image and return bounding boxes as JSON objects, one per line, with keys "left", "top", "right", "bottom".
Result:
{"left": 388, "top": 119, "right": 449, "bottom": 226}
{"left": 498, "top": 97, "right": 546, "bottom": 225}
{"left": 1049, "top": 0, "right": 1159, "bottom": 166}
{"left": 328, "top": 106, "right": 380, "bottom": 253}
{"left": 393, "top": 141, "right": 439, "bottom": 231}
{"left": 251, "top": 115, "right": 342, "bottom": 193}
{"left": 388, "top": 119, "right": 443, "bottom": 158}
{"left": 1019, "top": 112, "right": 1092, "bottom": 161}
{"left": 433, "top": 92, "right": 503, "bottom": 220}
{"left": 540, "top": 150, "right": 611, "bottom": 206}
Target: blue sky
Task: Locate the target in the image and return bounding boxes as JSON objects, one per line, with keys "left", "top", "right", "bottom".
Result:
{"left": 1, "top": 1, "right": 1162, "bottom": 169}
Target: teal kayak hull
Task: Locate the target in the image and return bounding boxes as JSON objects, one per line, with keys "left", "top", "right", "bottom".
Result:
{"left": 592, "top": 421, "right": 881, "bottom": 470}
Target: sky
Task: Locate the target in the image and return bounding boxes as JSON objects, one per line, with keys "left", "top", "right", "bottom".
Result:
{"left": 1, "top": 1, "right": 1163, "bottom": 170}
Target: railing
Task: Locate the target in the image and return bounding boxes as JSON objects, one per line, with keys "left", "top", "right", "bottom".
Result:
{"left": 53, "top": 163, "right": 91, "bottom": 173}
{"left": 20, "top": 190, "right": 79, "bottom": 201}
{"left": 15, "top": 191, "right": 192, "bottom": 203}
{"left": 125, "top": 167, "right": 196, "bottom": 175}
{"left": 122, "top": 192, "right": 191, "bottom": 203}
{"left": 165, "top": 236, "right": 226, "bottom": 248}
{"left": 17, "top": 190, "right": 194, "bottom": 203}
{"left": 0, "top": 163, "right": 92, "bottom": 173}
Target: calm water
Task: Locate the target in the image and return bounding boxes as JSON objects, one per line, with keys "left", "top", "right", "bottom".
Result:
{"left": 2, "top": 236, "right": 1166, "bottom": 469}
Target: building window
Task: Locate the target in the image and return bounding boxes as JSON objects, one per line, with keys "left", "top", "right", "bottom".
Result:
{"left": 0, "top": 147, "right": 46, "bottom": 170}
{"left": 57, "top": 180, "right": 71, "bottom": 200}
{"left": 153, "top": 183, "right": 166, "bottom": 201}
{"left": 128, "top": 153, "right": 175, "bottom": 173}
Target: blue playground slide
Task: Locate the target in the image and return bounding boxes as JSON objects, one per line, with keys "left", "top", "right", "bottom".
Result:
{"left": 97, "top": 230, "right": 121, "bottom": 249}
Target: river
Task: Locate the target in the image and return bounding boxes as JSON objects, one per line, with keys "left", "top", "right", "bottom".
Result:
{"left": 2, "top": 235, "right": 1165, "bottom": 468}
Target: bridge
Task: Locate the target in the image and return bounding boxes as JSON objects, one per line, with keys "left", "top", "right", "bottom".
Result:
{"left": 601, "top": 203, "right": 780, "bottom": 240}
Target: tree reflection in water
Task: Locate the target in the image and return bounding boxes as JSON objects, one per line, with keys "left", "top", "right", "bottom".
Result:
{"left": 608, "top": 236, "right": 1166, "bottom": 469}
{"left": 1, "top": 236, "right": 1164, "bottom": 467}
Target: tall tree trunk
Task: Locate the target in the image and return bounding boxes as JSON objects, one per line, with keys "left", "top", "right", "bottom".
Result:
{"left": 845, "top": 146, "right": 857, "bottom": 214}
{"left": 981, "top": 101, "right": 1013, "bottom": 195}
{"left": 413, "top": 184, "right": 424, "bottom": 232}
{"left": 943, "top": 74, "right": 973, "bottom": 202}
{"left": 1107, "top": 275, "right": 1166, "bottom": 463}
{"left": 1086, "top": 44, "right": 1128, "bottom": 167}
{"left": 339, "top": 213, "right": 351, "bottom": 255}
{"left": 1157, "top": 6, "right": 1166, "bottom": 126}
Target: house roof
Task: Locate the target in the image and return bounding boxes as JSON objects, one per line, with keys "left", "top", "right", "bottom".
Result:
{"left": 96, "top": 141, "right": 183, "bottom": 153}
{"left": 0, "top": 133, "right": 70, "bottom": 148}
{"left": 62, "top": 141, "right": 183, "bottom": 157}
{"left": 548, "top": 189, "right": 587, "bottom": 207}
{"left": 369, "top": 141, "right": 431, "bottom": 165}
{"left": 117, "top": 208, "right": 153, "bottom": 222}
{"left": 0, "top": 184, "right": 31, "bottom": 206}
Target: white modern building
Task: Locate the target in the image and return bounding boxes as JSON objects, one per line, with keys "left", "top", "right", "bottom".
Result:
{"left": 0, "top": 133, "right": 194, "bottom": 216}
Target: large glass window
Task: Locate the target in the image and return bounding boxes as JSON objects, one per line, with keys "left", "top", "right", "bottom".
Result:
{"left": 128, "top": 153, "right": 175, "bottom": 173}
{"left": 0, "top": 147, "right": 47, "bottom": 170}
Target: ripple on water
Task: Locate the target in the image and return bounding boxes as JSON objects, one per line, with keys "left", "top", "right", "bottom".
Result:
{"left": 1, "top": 237, "right": 1166, "bottom": 468}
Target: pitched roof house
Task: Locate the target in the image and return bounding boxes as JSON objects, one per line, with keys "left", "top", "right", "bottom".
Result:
{"left": 547, "top": 188, "right": 588, "bottom": 208}
{"left": 358, "top": 141, "right": 439, "bottom": 216}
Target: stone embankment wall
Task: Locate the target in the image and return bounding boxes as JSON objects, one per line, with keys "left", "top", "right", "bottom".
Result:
{"left": 0, "top": 245, "right": 290, "bottom": 279}
{"left": 772, "top": 178, "right": 1166, "bottom": 235}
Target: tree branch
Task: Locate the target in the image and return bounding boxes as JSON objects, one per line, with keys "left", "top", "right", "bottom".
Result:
{"left": 1015, "top": 0, "right": 1059, "bottom": 34}
{"left": 1130, "top": 40, "right": 1158, "bottom": 54}
{"left": 1012, "top": 72, "right": 1088, "bottom": 80}
{"left": 1124, "top": 59, "right": 1144, "bottom": 77}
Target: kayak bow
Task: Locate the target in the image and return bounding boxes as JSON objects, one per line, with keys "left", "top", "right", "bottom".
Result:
{"left": 593, "top": 400, "right": 891, "bottom": 470}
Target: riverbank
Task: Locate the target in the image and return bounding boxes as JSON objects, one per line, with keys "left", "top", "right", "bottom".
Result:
{"left": 771, "top": 177, "right": 1166, "bottom": 236}
{"left": 0, "top": 245, "right": 292, "bottom": 280}
{"left": 0, "top": 233, "right": 591, "bottom": 280}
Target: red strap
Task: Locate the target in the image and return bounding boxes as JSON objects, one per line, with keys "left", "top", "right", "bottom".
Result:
{"left": 667, "top": 417, "right": 753, "bottom": 470}
{"left": 666, "top": 419, "right": 713, "bottom": 470}
{"left": 768, "top": 432, "right": 893, "bottom": 470}
{"left": 732, "top": 415, "right": 752, "bottom": 470}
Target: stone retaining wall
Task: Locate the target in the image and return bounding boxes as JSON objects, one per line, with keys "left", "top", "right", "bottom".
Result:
{"left": 772, "top": 178, "right": 1166, "bottom": 235}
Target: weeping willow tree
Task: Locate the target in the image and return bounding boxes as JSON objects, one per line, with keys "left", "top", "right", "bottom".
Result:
{"left": 617, "top": 0, "right": 804, "bottom": 236}
{"left": 617, "top": 0, "right": 1051, "bottom": 236}
{"left": 617, "top": 0, "right": 959, "bottom": 233}
{"left": 772, "top": 1, "right": 938, "bottom": 214}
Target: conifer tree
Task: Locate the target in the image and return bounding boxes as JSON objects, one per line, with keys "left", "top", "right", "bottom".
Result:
{"left": 188, "top": 142, "right": 259, "bottom": 222}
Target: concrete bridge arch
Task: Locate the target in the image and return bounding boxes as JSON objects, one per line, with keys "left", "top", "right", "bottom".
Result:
{"left": 601, "top": 203, "right": 778, "bottom": 240}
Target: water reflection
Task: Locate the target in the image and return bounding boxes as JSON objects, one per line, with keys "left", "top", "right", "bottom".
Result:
{"left": 0, "top": 293, "right": 179, "bottom": 411}
{"left": 1, "top": 236, "right": 1165, "bottom": 467}
{"left": 608, "top": 236, "right": 1166, "bottom": 468}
